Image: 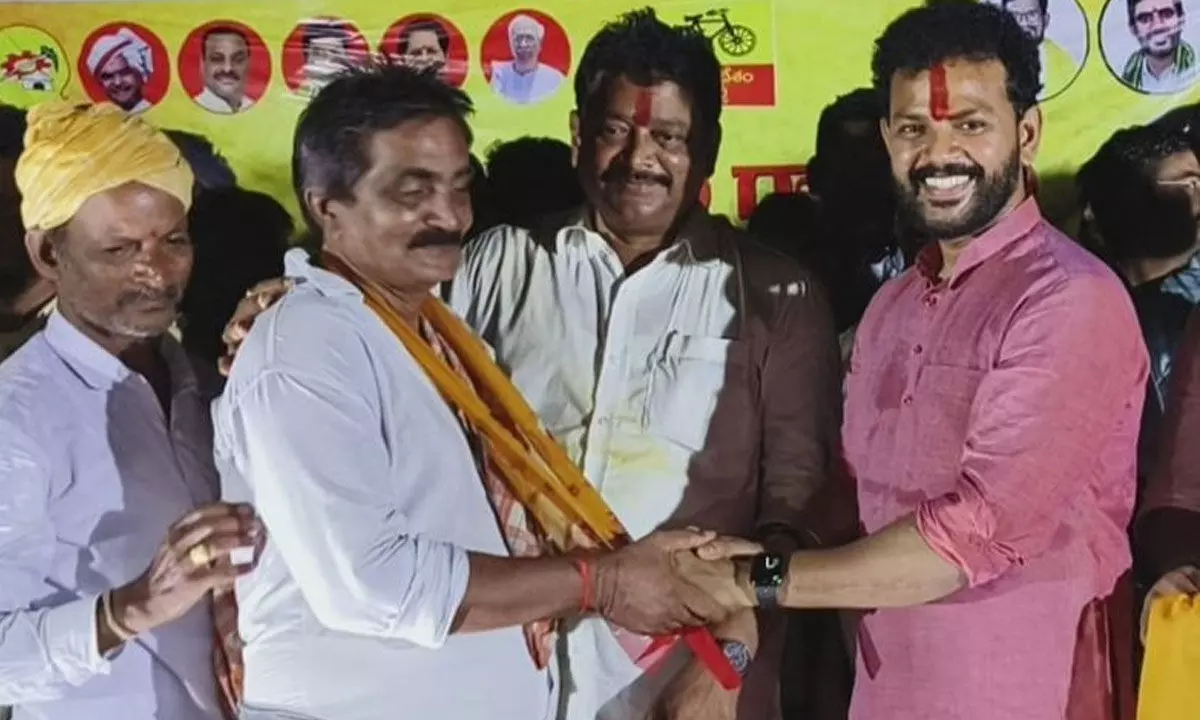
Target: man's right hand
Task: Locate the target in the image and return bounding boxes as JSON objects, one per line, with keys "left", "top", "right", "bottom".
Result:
{"left": 104, "top": 503, "right": 265, "bottom": 651}
{"left": 592, "top": 529, "right": 735, "bottom": 636}
{"left": 1142, "top": 564, "right": 1200, "bottom": 643}
{"left": 218, "top": 278, "right": 293, "bottom": 376}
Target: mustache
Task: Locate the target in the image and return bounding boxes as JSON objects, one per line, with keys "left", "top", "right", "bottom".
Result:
{"left": 214, "top": 71, "right": 241, "bottom": 81}
{"left": 118, "top": 286, "right": 183, "bottom": 307}
{"left": 410, "top": 228, "right": 463, "bottom": 248}
{"left": 909, "top": 163, "right": 984, "bottom": 186}
{"left": 601, "top": 164, "right": 672, "bottom": 188}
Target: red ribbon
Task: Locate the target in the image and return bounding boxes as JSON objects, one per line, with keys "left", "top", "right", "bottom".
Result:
{"left": 637, "top": 627, "right": 742, "bottom": 690}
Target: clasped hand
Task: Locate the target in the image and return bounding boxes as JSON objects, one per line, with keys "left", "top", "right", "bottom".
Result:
{"left": 590, "top": 530, "right": 763, "bottom": 636}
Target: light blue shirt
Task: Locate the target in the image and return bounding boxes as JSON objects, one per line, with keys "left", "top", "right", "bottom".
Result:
{"left": 0, "top": 312, "right": 221, "bottom": 720}
{"left": 213, "top": 250, "right": 554, "bottom": 720}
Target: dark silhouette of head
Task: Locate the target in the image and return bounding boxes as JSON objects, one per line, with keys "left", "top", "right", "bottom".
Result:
{"left": 180, "top": 187, "right": 292, "bottom": 366}
{"left": 485, "top": 136, "right": 584, "bottom": 229}
{"left": 747, "top": 191, "right": 835, "bottom": 285}
{"left": 1079, "top": 123, "right": 1199, "bottom": 270}
{"left": 163, "top": 129, "right": 238, "bottom": 194}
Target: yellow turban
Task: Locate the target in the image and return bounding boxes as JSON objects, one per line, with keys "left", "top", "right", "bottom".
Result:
{"left": 14, "top": 100, "right": 193, "bottom": 231}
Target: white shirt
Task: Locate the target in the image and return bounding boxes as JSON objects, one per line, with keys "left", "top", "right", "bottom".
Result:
{"left": 1139, "top": 60, "right": 1199, "bottom": 94}
{"left": 192, "top": 87, "right": 254, "bottom": 114}
{"left": 213, "top": 251, "right": 555, "bottom": 720}
{"left": 449, "top": 211, "right": 838, "bottom": 720}
{"left": 0, "top": 312, "right": 221, "bottom": 720}
{"left": 490, "top": 61, "right": 564, "bottom": 104}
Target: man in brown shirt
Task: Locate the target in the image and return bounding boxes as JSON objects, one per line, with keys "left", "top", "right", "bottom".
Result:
{"left": 1137, "top": 308, "right": 1200, "bottom": 632}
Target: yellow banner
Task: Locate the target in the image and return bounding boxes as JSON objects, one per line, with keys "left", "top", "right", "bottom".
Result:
{"left": 0, "top": 0, "right": 1196, "bottom": 222}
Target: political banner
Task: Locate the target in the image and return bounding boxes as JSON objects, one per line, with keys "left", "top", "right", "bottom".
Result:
{"left": 0, "top": 0, "right": 1196, "bottom": 223}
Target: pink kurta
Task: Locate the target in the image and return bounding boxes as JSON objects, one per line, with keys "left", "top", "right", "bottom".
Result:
{"left": 843, "top": 199, "right": 1147, "bottom": 719}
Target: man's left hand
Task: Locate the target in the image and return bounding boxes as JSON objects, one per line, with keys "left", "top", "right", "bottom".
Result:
{"left": 652, "top": 609, "right": 758, "bottom": 720}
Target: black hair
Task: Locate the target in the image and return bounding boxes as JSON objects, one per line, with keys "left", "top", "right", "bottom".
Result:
{"left": 201, "top": 25, "right": 249, "bottom": 55}
{"left": 0, "top": 104, "right": 26, "bottom": 161}
{"left": 872, "top": 0, "right": 1042, "bottom": 119}
{"left": 1128, "top": 0, "right": 1184, "bottom": 25}
{"left": 399, "top": 20, "right": 450, "bottom": 55}
{"left": 1079, "top": 123, "right": 1197, "bottom": 263}
{"left": 301, "top": 20, "right": 350, "bottom": 57}
{"left": 808, "top": 88, "right": 887, "bottom": 199}
{"left": 292, "top": 62, "right": 474, "bottom": 235}
{"left": 574, "top": 8, "right": 722, "bottom": 134}
{"left": 180, "top": 187, "right": 292, "bottom": 367}
{"left": 484, "top": 136, "right": 584, "bottom": 229}
{"left": 163, "top": 129, "right": 237, "bottom": 193}
{"left": 1002, "top": 0, "right": 1049, "bottom": 13}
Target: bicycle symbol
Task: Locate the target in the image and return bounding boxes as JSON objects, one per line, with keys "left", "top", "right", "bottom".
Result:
{"left": 682, "top": 8, "right": 757, "bottom": 58}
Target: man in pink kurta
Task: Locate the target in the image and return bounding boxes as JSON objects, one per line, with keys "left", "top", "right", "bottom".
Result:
{"left": 678, "top": 5, "right": 1146, "bottom": 719}
{"left": 845, "top": 195, "right": 1144, "bottom": 718}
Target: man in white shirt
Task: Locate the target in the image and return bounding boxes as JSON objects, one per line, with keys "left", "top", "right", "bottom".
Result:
{"left": 193, "top": 26, "right": 254, "bottom": 114}
{"left": 490, "top": 14, "right": 565, "bottom": 104}
{"left": 1122, "top": 0, "right": 1198, "bottom": 93}
{"left": 85, "top": 28, "right": 155, "bottom": 114}
{"left": 455, "top": 10, "right": 842, "bottom": 719}
{"left": 215, "top": 65, "right": 738, "bottom": 720}
{"left": 0, "top": 101, "right": 261, "bottom": 719}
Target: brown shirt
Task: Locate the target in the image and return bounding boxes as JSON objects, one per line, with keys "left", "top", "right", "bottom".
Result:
{"left": 1136, "top": 308, "right": 1200, "bottom": 580}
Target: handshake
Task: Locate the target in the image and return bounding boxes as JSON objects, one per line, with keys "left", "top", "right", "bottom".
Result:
{"left": 585, "top": 528, "right": 769, "bottom": 636}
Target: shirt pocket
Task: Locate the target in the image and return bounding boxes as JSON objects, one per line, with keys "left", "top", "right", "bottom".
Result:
{"left": 643, "top": 333, "right": 750, "bottom": 452}
{"left": 909, "top": 363, "right": 986, "bottom": 488}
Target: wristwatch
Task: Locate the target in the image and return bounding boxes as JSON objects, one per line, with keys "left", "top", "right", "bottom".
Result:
{"left": 720, "top": 639, "right": 752, "bottom": 678}
{"left": 750, "top": 552, "right": 787, "bottom": 609}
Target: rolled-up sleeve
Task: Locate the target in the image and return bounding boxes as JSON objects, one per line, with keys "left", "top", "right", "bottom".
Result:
{"left": 225, "top": 343, "right": 469, "bottom": 648}
{"left": 916, "top": 276, "right": 1147, "bottom": 588}
{"left": 0, "top": 420, "right": 111, "bottom": 703}
{"left": 757, "top": 277, "right": 843, "bottom": 543}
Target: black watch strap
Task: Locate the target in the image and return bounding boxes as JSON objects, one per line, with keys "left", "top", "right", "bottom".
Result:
{"left": 750, "top": 552, "right": 786, "bottom": 609}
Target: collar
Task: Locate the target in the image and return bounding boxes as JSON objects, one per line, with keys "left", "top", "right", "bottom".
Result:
{"left": 543, "top": 204, "right": 724, "bottom": 263}
{"left": 914, "top": 196, "right": 1043, "bottom": 287}
{"left": 43, "top": 310, "right": 199, "bottom": 394}
{"left": 283, "top": 247, "right": 361, "bottom": 298}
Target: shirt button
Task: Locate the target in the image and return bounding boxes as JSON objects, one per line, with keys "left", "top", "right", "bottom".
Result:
{"left": 924, "top": 295, "right": 938, "bottom": 307}
{"left": 902, "top": 394, "right": 914, "bottom": 406}
{"left": 912, "top": 344, "right": 923, "bottom": 355}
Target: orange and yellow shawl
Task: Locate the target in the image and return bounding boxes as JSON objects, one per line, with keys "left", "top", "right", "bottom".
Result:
{"left": 322, "top": 252, "right": 739, "bottom": 690}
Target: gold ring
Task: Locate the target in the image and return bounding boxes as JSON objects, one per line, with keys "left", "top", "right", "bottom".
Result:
{"left": 188, "top": 544, "right": 213, "bottom": 567}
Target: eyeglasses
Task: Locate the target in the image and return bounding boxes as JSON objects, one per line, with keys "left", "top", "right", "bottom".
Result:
{"left": 1135, "top": 4, "right": 1183, "bottom": 25}
{"left": 1008, "top": 9, "right": 1044, "bottom": 24}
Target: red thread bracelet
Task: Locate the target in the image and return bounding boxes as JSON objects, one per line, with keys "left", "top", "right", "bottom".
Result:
{"left": 572, "top": 558, "right": 593, "bottom": 613}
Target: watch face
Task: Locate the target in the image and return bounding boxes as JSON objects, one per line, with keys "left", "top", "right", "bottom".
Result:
{"left": 751, "top": 552, "right": 786, "bottom": 587}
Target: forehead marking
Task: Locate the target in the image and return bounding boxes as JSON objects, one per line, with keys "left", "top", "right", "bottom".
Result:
{"left": 930, "top": 61, "right": 950, "bottom": 121}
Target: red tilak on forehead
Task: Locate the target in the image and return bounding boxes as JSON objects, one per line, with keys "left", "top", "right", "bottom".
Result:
{"left": 634, "top": 88, "right": 653, "bottom": 127}
{"left": 929, "top": 61, "right": 950, "bottom": 121}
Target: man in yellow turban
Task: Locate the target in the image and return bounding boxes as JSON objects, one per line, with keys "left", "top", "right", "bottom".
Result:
{"left": 0, "top": 99, "right": 262, "bottom": 720}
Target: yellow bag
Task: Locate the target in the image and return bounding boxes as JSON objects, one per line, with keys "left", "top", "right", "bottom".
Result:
{"left": 1138, "top": 595, "right": 1200, "bottom": 719}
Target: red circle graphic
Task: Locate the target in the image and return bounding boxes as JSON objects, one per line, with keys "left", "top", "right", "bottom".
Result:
{"left": 480, "top": 9, "right": 572, "bottom": 105}
{"left": 380, "top": 13, "right": 470, "bottom": 88}
{"left": 178, "top": 20, "right": 271, "bottom": 114}
{"left": 77, "top": 22, "right": 170, "bottom": 113}
{"left": 280, "top": 17, "right": 370, "bottom": 94}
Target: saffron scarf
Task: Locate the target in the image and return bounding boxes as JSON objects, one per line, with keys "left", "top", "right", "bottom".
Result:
{"left": 321, "top": 252, "right": 739, "bottom": 689}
